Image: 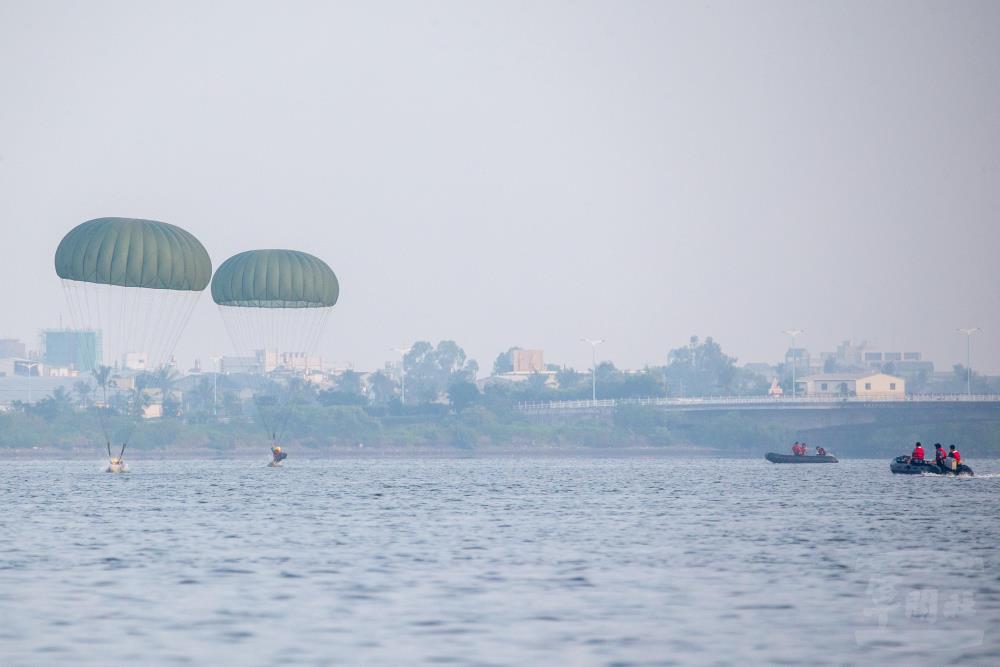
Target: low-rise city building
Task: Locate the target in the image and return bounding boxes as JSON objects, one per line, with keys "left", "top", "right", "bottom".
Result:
{"left": 0, "top": 338, "right": 26, "bottom": 359}
{"left": 797, "top": 372, "right": 905, "bottom": 398}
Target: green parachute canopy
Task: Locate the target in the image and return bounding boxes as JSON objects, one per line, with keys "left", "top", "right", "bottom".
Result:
{"left": 55, "top": 217, "right": 212, "bottom": 290}
{"left": 211, "top": 249, "right": 339, "bottom": 308}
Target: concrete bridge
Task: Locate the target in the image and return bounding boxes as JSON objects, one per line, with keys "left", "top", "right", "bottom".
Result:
{"left": 516, "top": 394, "right": 1000, "bottom": 414}
{"left": 516, "top": 394, "right": 1000, "bottom": 442}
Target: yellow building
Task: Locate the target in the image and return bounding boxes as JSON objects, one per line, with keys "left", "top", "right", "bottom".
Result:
{"left": 798, "top": 372, "right": 905, "bottom": 398}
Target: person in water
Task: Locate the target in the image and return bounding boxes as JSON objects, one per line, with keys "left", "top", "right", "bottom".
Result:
{"left": 910, "top": 442, "right": 925, "bottom": 463}
{"left": 271, "top": 445, "right": 286, "bottom": 463}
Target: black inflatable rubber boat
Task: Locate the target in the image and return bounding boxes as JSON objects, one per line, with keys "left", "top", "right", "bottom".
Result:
{"left": 765, "top": 453, "right": 839, "bottom": 464}
{"left": 889, "top": 456, "right": 973, "bottom": 476}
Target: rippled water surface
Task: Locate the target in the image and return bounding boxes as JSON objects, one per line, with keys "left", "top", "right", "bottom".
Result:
{"left": 2, "top": 456, "right": 999, "bottom": 666}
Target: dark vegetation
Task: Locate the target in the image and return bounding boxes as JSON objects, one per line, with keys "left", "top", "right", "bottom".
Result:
{"left": 3, "top": 337, "right": 999, "bottom": 457}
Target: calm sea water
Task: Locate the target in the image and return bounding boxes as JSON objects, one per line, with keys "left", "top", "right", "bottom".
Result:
{"left": 1, "top": 455, "right": 998, "bottom": 666}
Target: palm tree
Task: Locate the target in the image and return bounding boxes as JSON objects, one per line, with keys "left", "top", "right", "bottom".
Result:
{"left": 153, "top": 367, "right": 179, "bottom": 401}
{"left": 183, "top": 377, "right": 214, "bottom": 421}
{"left": 152, "top": 367, "right": 180, "bottom": 417}
{"left": 93, "top": 366, "right": 113, "bottom": 407}
{"left": 130, "top": 374, "right": 152, "bottom": 419}
{"left": 50, "top": 386, "right": 74, "bottom": 412}
{"left": 73, "top": 380, "right": 94, "bottom": 408}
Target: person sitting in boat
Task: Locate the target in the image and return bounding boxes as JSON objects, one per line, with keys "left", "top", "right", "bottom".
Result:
{"left": 934, "top": 443, "right": 947, "bottom": 465}
{"left": 791, "top": 442, "right": 802, "bottom": 455}
{"left": 910, "top": 442, "right": 925, "bottom": 463}
{"left": 946, "top": 445, "right": 961, "bottom": 470}
{"left": 815, "top": 446, "right": 826, "bottom": 456}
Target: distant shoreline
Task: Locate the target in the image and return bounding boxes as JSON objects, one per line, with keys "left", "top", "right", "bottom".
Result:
{"left": 4, "top": 445, "right": 893, "bottom": 461}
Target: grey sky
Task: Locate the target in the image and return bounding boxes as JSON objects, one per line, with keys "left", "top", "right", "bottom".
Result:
{"left": 1, "top": 0, "right": 998, "bottom": 374}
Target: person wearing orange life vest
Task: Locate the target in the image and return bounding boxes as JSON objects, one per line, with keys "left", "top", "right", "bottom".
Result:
{"left": 911, "top": 442, "right": 925, "bottom": 462}
{"left": 945, "top": 445, "right": 961, "bottom": 471}
{"left": 791, "top": 442, "right": 802, "bottom": 456}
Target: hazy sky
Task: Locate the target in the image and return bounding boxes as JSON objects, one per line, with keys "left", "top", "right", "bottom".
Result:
{"left": 1, "top": 0, "right": 998, "bottom": 374}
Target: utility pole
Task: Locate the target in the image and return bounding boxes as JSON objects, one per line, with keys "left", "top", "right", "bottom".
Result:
{"left": 956, "top": 328, "right": 980, "bottom": 396}
{"left": 580, "top": 338, "right": 605, "bottom": 401}
{"left": 783, "top": 329, "right": 804, "bottom": 398}
{"left": 391, "top": 346, "right": 412, "bottom": 404}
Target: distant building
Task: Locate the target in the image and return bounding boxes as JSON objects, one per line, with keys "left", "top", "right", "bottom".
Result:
{"left": 0, "top": 339, "right": 26, "bottom": 359}
{"left": 862, "top": 350, "right": 922, "bottom": 366}
{"left": 221, "top": 355, "right": 262, "bottom": 374}
{"left": 0, "top": 358, "right": 42, "bottom": 377}
{"left": 743, "top": 362, "right": 774, "bottom": 380}
{"left": 819, "top": 341, "right": 934, "bottom": 379}
{"left": 511, "top": 349, "right": 545, "bottom": 373}
{"left": 831, "top": 340, "right": 869, "bottom": 370}
{"left": 798, "top": 372, "right": 905, "bottom": 398}
{"left": 786, "top": 347, "right": 810, "bottom": 375}
{"left": 122, "top": 352, "right": 149, "bottom": 371}
{"left": 278, "top": 352, "right": 323, "bottom": 373}
{"left": 219, "top": 349, "right": 323, "bottom": 375}
{"left": 42, "top": 329, "right": 101, "bottom": 371}
{"left": 859, "top": 350, "right": 933, "bottom": 377}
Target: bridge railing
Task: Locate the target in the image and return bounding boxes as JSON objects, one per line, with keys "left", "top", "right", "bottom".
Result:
{"left": 515, "top": 394, "right": 1000, "bottom": 412}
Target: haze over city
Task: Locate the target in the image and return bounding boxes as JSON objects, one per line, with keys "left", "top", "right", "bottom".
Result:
{"left": 2, "top": 0, "right": 998, "bottom": 373}
{"left": 4, "top": 3, "right": 1000, "bottom": 667}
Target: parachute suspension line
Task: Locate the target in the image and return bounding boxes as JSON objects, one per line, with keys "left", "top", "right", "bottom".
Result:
{"left": 61, "top": 280, "right": 112, "bottom": 451}
{"left": 217, "top": 305, "right": 333, "bottom": 445}
{"left": 61, "top": 284, "right": 206, "bottom": 458}
{"left": 272, "top": 307, "right": 331, "bottom": 443}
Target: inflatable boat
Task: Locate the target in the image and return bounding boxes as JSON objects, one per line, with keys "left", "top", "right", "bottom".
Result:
{"left": 765, "top": 452, "right": 838, "bottom": 464}
{"left": 890, "top": 456, "right": 973, "bottom": 476}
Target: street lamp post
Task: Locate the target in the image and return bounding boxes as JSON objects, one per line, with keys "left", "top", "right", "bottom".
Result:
{"left": 25, "top": 361, "right": 39, "bottom": 404}
{"left": 209, "top": 356, "right": 222, "bottom": 416}
{"left": 391, "top": 346, "right": 412, "bottom": 404}
{"left": 580, "top": 338, "right": 605, "bottom": 401}
{"left": 783, "top": 329, "right": 804, "bottom": 398}
{"left": 956, "top": 328, "right": 980, "bottom": 396}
